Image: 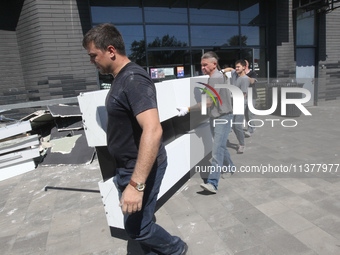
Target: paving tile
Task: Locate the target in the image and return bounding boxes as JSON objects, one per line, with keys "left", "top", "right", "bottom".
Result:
{"left": 272, "top": 178, "right": 315, "bottom": 194}
{"left": 277, "top": 195, "right": 329, "bottom": 221}
{"left": 11, "top": 231, "right": 49, "bottom": 255}
{"left": 234, "top": 244, "right": 275, "bottom": 255}
{"left": 216, "top": 223, "right": 262, "bottom": 254}
{"left": 270, "top": 210, "right": 315, "bottom": 235}
{"left": 294, "top": 226, "right": 340, "bottom": 255}
{"left": 256, "top": 200, "right": 290, "bottom": 217}
{"left": 312, "top": 214, "right": 340, "bottom": 240}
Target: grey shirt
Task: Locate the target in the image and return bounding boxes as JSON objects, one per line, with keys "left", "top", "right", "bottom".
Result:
{"left": 230, "top": 70, "right": 250, "bottom": 104}
{"left": 206, "top": 69, "right": 233, "bottom": 118}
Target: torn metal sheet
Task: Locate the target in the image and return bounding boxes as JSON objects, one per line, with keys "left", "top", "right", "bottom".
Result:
{"left": 47, "top": 104, "right": 81, "bottom": 117}
{"left": 55, "top": 117, "right": 83, "bottom": 131}
{"left": 0, "top": 134, "right": 39, "bottom": 155}
{"left": 41, "top": 129, "right": 95, "bottom": 165}
{"left": 20, "top": 110, "right": 54, "bottom": 130}
{"left": 0, "top": 121, "right": 31, "bottom": 140}
{"left": 50, "top": 134, "right": 82, "bottom": 154}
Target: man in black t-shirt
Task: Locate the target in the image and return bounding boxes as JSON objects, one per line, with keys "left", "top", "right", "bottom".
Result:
{"left": 83, "top": 23, "right": 187, "bottom": 255}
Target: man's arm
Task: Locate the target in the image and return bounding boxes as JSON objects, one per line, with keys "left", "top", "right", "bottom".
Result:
{"left": 246, "top": 71, "right": 258, "bottom": 85}
{"left": 120, "top": 108, "right": 162, "bottom": 215}
{"left": 223, "top": 67, "right": 234, "bottom": 72}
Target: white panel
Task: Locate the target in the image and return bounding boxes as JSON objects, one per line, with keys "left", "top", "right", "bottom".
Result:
{"left": 0, "top": 160, "right": 36, "bottom": 181}
{"left": 98, "top": 178, "right": 124, "bottom": 229}
{"left": 77, "top": 90, "right": 109, "bottom": 147}
{"left": 0, "top": 134, "right": 39, "bottom": 155}
{"left": 189, "top": 122, "right": 213, "bottom": 169}
{"left": 159, "top": 134, "right": 191, "bottom": 197}
{"left": 98, "top": 122, "right": 213, "bottom": 229}
{"left": 0, "top": 147, "right": 40, "bottom": 168}
{"left": 0, "top": 121, "right": 32, "bottom": 140}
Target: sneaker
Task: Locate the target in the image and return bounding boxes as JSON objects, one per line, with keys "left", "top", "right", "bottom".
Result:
{"left": 237, "top": 145, "right": 245, "bottom": 154}
{"left": 180, "top": 243, "right": 188, "bottom": 255}
{"left": 221, "top": 172, "right": 234, "bottom": 179}
{"left": 244, "top": 131, "right": 251, "bottom": 138}
{"left": 200, "top": 183, "right": 217, "bottom": 194}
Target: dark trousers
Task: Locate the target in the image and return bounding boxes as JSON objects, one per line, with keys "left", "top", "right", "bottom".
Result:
{"left": 115, "top": 159, "right": 185, "bottom": 255}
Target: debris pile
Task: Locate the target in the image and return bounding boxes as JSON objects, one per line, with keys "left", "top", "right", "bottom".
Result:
{"left": 0, "top": 104, "right": 95, "bottom": 181}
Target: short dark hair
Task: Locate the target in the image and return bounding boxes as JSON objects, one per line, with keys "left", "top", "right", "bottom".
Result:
{"left": 235, "top": 59, "right": 246, "bottom": 67}
{"left": 82, "top": 23, "right": 126, "bottom": 56}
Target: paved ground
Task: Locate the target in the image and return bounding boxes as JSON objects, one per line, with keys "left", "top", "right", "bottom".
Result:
{"left": 0, "top": 100, "right": 339, "bottom": 255}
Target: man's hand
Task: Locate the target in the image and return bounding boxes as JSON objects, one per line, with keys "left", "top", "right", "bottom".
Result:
{"left": 176, "top": 107, "right": 189, "bottom": 116}
{"left": 119, "top": 184, "right": 144, "bottom": 215}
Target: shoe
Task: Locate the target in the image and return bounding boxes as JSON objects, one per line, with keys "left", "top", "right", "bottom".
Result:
{"left": 180, "top": 243, "right": 188, "bottom": 255}
{"left": 237, "top": 145, "right": 245, "bottom": 154}
{"left": 221, "top": 172, "right": 233, "bottom": 179}
{"left": 244, "top": 131, "right": 251, "bottom": 138}
{"left": 200, "top": 183, "right": 217, "bottom": 194}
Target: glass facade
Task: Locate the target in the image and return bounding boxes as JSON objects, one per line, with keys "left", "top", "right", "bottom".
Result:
{"left": 89, "top": 0, "right": 267, "bottom": 80}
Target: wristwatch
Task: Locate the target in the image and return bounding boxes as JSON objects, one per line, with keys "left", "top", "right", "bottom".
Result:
{"left": 129, "top": 179, "right": 146, "bottom": 192}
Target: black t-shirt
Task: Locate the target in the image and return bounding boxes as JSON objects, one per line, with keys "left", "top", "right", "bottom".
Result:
{"left": 105, "top": 62, "right": 166, "bottom": 173}
{"left": 246, "top": 70, "right": 258, "bottom": 99}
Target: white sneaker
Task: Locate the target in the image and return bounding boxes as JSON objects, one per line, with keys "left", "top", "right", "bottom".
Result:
{"left": 200, "top": 183, "right": 217, "bottom": 194}
{"left": 237, "top": 145, "right": 245, "bottom": 154}
{"left": 244, "top": 131, "right": 251, "bottom": 138}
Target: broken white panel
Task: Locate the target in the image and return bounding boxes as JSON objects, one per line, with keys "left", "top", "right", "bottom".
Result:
{"left": 0, "top": 147, "right": 40, "bottom": 168}
{"left": 98, "top": 122, "right": 212, "bottom": 229}
{"left": 98, "top": 178, "right": 124, "bottom": 229}
{"left": 0, "top": 121, "right": 32, "bottom": 140}
{"left": 0, "top": 134, "right": 39, "bottom": 155}
{"left": 0, "top": 159, "right": 36, "bottom": 181}
{"left": 78, "top": 90, "right": 109, "bottom": 147}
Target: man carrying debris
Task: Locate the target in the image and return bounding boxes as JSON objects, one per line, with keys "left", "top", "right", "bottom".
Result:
{"left": 82, "top": 23, "right": 188, "bottom": 255}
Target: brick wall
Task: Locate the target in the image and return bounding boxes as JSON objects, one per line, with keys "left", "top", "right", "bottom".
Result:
{"left": 318, "top": 9, "right": 340, "bottom": 101}
{"left": 276, "top": 0, "right": 296, "bottom": 79}
{"left": 0, "top": 0, "right": 97, "bottom": 119}
{"left": 0, "top": 30, "right": 26, "bottom": 106}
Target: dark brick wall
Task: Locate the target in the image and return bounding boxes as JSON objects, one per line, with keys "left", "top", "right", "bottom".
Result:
{"left": 0, "top": 0, "right": 97, "bottom": 119}
{"left": 318, "top": 10, "right": 340, "bottom": 101}
{"left": 0, "top": 30, "right": 27, "bottom": 107}
{"left": 276, "top": 0, "right": 296, "bottom": 79}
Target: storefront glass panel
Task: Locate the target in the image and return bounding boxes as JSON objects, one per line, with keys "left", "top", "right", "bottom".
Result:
{"left": 191, "top": 26, "right": 239, "bottom": 47}
{"left": 146, "top": 25, "right": 189, "bottom": 47}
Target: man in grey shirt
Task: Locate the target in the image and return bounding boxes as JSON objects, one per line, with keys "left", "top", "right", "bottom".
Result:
{"left": 177, "top": 51, "right": 234, "bottom": 193}
{"left": 229, "top": 59, "right": 250, "bottom": 154}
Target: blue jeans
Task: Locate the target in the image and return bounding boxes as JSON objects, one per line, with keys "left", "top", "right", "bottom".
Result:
{"left": 232, "top": 114, "right": 245, "bottom": 146}
{"left": 207, "top": 113, "right": 234, "bottom": 190}
{"left": 114, "top": 159, "right": 185, "bottom": 255}
{"left": 246, "top": 99, "right": 256, "bottom": 133}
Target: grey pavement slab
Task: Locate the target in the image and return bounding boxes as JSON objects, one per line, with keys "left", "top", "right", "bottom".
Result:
{"left": 0, "top": 100, "right": 339, "bottom": 255}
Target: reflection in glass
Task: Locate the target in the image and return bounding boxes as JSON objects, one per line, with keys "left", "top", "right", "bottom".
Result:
{"left": 115, "top": 25, "right": 144, "bottom": 64}
{"left": 144, "top": 7, "right": 187, "bottom": 23}
{"left": 241, "top": 26, "right": 261, "bottom": 46}
{"left": 189, "top": 0, "right": 238, "bottom": 24}
{"left": 191, "top": 26, "right": 239, "bottom": 47}
{"left": 240, "top": 1, "right": 260, "bottom": 24}
{"left": 146, "top": 25, "right": 189, "bottom": 47}
{"left": 91, "top": 7, "right": 142, "bottom": 24}
{"left": 296, "top": 10, "right": 315, "bottom": 46}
